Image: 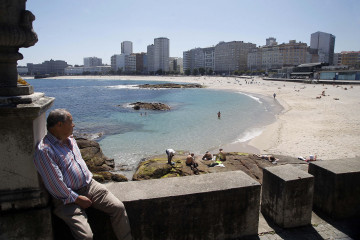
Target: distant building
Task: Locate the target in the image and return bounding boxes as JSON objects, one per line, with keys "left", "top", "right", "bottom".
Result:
{"left": 125, "top": 54, "right": 136, "bottom": 73}
{"left": 147, "top": 44, "right": 155, "bottom": 73}
{"left": 64, "top": 66, "right": 111, "bottom": 75}
{"left": 17, "top": 66, "right": 28, "bottom": 75}
{"left": 65, "top": 66, "right": 84, "bottom": 75}
{"left": 169, "top": 57, "right": 183, "bottom": 73}
{"left": 248, "top": 39, "right": 308, "bottom": 71}
{"left": 135, "top": 52, "right": 147, "bottom": 74}
{"left": 266, "top": 37, "right": 277, "bottom": 46}
{"left": 84, "top": 57, "right": 102, "bottom": 67}
{"left": 333, "top": 53, "right": 342, "bottom": 66}
{"left": 183, "top": 48, "right": 205, "bottom": 72}
{"left": 183, "top": 47, "right": 215, "bottom": 73}
{"left": 340, "top": 51, "right": 360, "bottom": 68}
{"left": 111, "top": 54, "right": 126, "bottom": 72}
{"left": 214, "top": 41, "right": 256, "bottom": 73}
{"left": 27, "top": 59, "right": 68, "bottom": 75}
{"left": 154, "top": 37, "right": 170, "bottom": 72}
{"left": 121, "top": 41, "right": 133, "bottom": 55}
{"left": 310, "top": 31, "right": 336, "bottom": 64}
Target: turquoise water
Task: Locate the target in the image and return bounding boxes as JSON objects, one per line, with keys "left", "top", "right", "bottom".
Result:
{"left": 28, "top": 78, "right": 279, "bottom": 176}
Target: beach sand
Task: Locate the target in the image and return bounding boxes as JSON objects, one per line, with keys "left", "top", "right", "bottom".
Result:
{"left": 48, "top": 75, "right": 360, "bottom": 160}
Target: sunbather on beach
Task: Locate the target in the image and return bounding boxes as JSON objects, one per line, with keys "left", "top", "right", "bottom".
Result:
{"left": 186, "top": 153, "right": 199, "bottom": 174}
{"left": 202, "top": 151, "right": 213, "bottom": 160}
{"left": 255, "top": 154, "right": 278, "bottom": 163}
{"left": 216, "top": 149, "right": 226, "bottom": 161}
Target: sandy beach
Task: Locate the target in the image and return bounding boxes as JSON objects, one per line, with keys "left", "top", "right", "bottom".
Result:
{"left": 47, "top": 75, "right": 360, "bottom": 161}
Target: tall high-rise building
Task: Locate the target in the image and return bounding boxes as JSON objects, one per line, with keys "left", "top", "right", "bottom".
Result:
{"left": 147, "top": 44, "right": 155, "bottom": 73}
{"left": 84, "top": 57, "right": 102, "bottom": 67}
{"left": 154, "top": 37, "right": 170, "bottom": 72}
{"left": 121, "top": 41, "right": 133, "bottom": 54}
{"left": 310, "top": 31, "right": 336, "bottom": 64}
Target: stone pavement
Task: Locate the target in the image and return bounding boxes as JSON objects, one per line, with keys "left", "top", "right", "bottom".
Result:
{"left": 242, "top": 212, "right": 360, "bottom": 240}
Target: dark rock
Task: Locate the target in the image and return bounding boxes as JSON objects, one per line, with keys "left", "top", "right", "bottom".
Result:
{"left": 129, "top": 102, "right": 170, "bottom": 111}
{"left": 111, "top": 174, "right": 128, "bottom": 182}
{"left": 75, "top": 137, "right": 128, "bottom": 182}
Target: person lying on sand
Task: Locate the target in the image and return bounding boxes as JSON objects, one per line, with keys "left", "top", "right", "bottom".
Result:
{"left": 255, "top": 154, "right": 278, "bottom": 164}
{"left": 298, "top": 155, "right": 317, "bottom": 162}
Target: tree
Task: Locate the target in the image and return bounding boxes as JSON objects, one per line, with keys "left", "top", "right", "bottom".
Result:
{"left": 198, "top": 67, "right": 205, "bottom": 76}
{"left": 185, "top": 69, "right": 191, "bottom": 76}
{"left": 192, "top": 68, "right": 199, "bottom": 76}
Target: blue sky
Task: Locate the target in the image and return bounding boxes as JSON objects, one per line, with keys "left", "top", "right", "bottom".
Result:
{"left": 18, "top": 0, "right": 360, "bottom": 66}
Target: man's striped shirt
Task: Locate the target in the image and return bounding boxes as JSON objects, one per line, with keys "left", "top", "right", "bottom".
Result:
{"left": 34, "top": 133, "right": 92, "bottom": 204}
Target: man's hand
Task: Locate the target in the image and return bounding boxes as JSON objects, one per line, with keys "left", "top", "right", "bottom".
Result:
{"left": 75, "top": 195, "right": 92, "bottom": 209}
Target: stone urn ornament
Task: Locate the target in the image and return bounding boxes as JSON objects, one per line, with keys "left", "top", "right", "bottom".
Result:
{"left": 0, "top": 0, "right": 38, "bottom": 89}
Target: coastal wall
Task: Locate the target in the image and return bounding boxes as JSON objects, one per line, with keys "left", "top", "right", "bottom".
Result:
{"left": 50, "top": 159, "right": 360, "bottom": 239}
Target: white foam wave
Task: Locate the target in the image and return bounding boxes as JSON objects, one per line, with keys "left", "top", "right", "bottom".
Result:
{"left": 235, "top": 128, "right": 263, "bottom": 143}
{"left": 238, "top": 92, "right": 262, "bottom": 104}
{"left": 106, "top": 85, "right": 139, "bottom": 89}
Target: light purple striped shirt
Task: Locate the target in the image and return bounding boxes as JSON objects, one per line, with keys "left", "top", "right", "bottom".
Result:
{"left": 34, "top": 132, "right": 92, "bottom": 204}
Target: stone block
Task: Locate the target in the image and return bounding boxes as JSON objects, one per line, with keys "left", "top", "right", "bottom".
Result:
{"left": 105, "top": 171, "right": 261, "bottom": 240}
{"left": 308, "top": 158, "right": 360, "bottom": 219}
{"left": 261, "top": 165, "right": 314, "bottom": 228}
{"left": 0, "top": 207, "right": 53, "bottom": 240}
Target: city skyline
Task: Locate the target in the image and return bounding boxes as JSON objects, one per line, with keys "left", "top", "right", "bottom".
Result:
{"left": 18, "top": 0, "right": 360, "bottom": 66}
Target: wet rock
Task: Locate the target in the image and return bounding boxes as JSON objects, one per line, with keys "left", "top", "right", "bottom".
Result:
{"left": 129, "top": 102, "right": 170, "bottom": 111}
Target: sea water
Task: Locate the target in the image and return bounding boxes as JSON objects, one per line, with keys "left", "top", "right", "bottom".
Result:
{"left": 28, "top": 78, "right": 280, "bottom": 177}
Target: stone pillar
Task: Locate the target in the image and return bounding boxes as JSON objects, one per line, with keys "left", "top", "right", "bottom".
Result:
{"left": 308, "top": 158, "right": 360, "bottom": 219}
{"left": 261, "top": 165, "right": 314, "bottom": 228}
{"left": 0, "top": 1, "right": 55, "bottom": 239}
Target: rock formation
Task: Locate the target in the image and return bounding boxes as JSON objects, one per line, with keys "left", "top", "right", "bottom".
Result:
{"left": 75, "top": 137, "right": 128, "bottom": 182}
{"left": 129, "top": 102, "right": 170, "bottom": 111}
{"left": 133, "top": 152, "right": 307, "bottom": 183}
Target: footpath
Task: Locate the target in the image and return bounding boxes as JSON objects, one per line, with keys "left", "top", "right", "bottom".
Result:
{"left": 253, "top": 212, "right": 359, "bottom": 240}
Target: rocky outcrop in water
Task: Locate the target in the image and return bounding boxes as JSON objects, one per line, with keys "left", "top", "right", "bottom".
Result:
{"left": 129, "top": 102, "right": 171, "bottom": 111}
{"left": 138, "top": 83, "right": 203, "bottom": 89}
{"left": 132, "top": 152, "right": 306, "bottom": 183}
{"left": 75, "top": 137, "right": 128, "bottom": 182}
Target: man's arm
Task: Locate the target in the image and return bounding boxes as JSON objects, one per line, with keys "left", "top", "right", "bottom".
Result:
{"left": 75, "top": 195, "right": 92, "bottom": 209}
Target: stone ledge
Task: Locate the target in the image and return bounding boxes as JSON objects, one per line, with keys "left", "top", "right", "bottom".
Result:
{"left": 103, "top": 171, "right": 261, "bottom": 240}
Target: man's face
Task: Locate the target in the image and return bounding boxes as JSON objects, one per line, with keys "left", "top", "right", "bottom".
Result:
{"left": 60, "top": 113, "right": 75, "bottom": 138}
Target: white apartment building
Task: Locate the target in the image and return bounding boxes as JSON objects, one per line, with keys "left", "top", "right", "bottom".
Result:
{"left": 154, "top": 37, "right": 169, "bottom": 72}
{"left": 183, "top": 47, "right": 215, "bottom": 72}
{"left": 121, "top": 41, "right": 133, "bottom": 55}
{"left": 110, "top": 54, "right": 126, "bottom": 71}
{"left": 84, "top": 57, "right": 102, "bottom": 67}
{"left": 125, "top": 54, "right": 136, "bottom": 72}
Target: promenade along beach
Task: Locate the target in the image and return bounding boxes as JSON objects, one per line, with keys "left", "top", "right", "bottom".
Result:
{"left": 55, "top": 75, "right": 360, "bottom": 162}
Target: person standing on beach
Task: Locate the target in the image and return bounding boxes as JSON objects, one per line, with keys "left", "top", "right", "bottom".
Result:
{"left": 33, "top": 109, "right": 132, "bottom": 240}
{"left": 273, "top": 93, "right": 276, "bottom": 99}
{"left": 166, "top": 148, "right": 176, "bottom": 165}
{"left": 217, "top": 111, "right": 221, "bottom": 119}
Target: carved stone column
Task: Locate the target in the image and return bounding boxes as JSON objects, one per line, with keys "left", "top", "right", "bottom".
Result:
{"left": 0, "top": 1, "right": 55, "bottom": 239}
